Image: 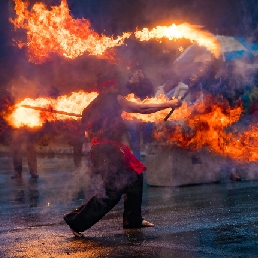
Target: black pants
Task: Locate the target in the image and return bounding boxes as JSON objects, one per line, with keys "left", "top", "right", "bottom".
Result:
{"left": 64, "top": 144, "right": 143, "bottom": 232}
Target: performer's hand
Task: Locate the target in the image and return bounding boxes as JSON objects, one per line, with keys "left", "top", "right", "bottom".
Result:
{"left": 168, "top": 98, "right": 182, "bottom": 108}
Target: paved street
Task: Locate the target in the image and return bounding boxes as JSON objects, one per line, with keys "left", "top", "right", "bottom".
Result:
{"left": 1, "top": 156, "right": 258, "bottom": 257}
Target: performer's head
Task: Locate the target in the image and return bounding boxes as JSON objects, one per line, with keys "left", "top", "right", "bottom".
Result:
{"left": 91, "top": 75, "right": 118, "bottom": 93}
{"left": 131, "top": 62, "right": 145, "bottom": 79}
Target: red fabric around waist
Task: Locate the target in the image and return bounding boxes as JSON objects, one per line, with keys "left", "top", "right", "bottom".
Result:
{"left": 91, "top": 137, "right": 146, "bottom": 174}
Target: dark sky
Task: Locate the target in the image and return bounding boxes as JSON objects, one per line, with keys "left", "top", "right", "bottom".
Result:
{"left": 64, "top": 0, "right": 258, "bottom": 37}
{"left": 0, "top": 0, "right": 258, "bottom": 98}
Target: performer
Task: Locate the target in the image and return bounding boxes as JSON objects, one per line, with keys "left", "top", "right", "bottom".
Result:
{"left": 63, "top": 76, "right": 181, "bottom": 237}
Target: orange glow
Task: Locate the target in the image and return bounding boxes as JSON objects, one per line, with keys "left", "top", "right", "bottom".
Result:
{"left": 10, "top": 0, "right": 220, "bottom": 63}
{"left": 7, "top": 92, "right": 258, "bottom": 163}
{"left": 153, "top": 96, "right": 258, "bottom": 162}
{"left": 134, "top": 23, "right": 220, "bottom": 58}
{"left": 7, "top": 92, "right": 187, "bottom": 128}
{"left": 7, "top": 91, "right": 98, "bottom": 128}
{"left": 10, "top": 0, "right": 131, "bottom": 63}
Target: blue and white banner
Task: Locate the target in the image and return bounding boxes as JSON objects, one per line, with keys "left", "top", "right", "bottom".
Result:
{"left": 175, "top": 35, "right": 258, "bottom": 63}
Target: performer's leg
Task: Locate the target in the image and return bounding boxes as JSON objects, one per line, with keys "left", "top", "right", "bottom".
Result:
{"left": 64, "top": 144, "right": 128, "bottom": 234}
{"left": 11, "top": 131, "right": 23, "bottom": 179}
{"left": 64, "top": 186, "right": 123, "bottom": 233}
{"left": 27, "top": 142, "right": 38, "bottom": 178}
{"left": 123, "top": 173, "right": 154, "bottom": 228}
{"left": 12, "top": 147, "right": 22, "bottom": 178}
{"left": 123, "top": 173, "right": 143, "bottom": 228}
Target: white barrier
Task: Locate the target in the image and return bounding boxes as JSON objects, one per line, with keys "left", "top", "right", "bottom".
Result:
{"left": 145, "top": 144, "right": 258, "bottom": 186}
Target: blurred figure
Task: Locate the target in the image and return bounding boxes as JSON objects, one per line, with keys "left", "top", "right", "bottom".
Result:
{"left": 123, "top": 63, "right": 155, "bottom": 159}
{"left": 0, "top": 88, "right": 14, "bottom": 147}
{"left": 68, "top": 128, "right": 85, "bottom": 168}
{"left": 155, "top": 78, "right": 182, "bottom": 100}
{"left": 68, "top": 132, "right": 91, "bottom": 168}
{"left": 0, "top": 88, "right": 39, "bottom": 179}
{"left": 11, "top": 128, "right": 39, "bottom": 179}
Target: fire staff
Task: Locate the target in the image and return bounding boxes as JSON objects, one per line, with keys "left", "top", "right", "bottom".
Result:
{"left": 63, "top": 76, "right": 181, "bottom": 237}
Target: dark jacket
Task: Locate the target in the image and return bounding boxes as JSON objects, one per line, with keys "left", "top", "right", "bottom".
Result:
{"left": 81, "top": 92, "right": 126, "bottom": 141}
{"left": 123, "top": 77, "right": 155, "bottom": 100}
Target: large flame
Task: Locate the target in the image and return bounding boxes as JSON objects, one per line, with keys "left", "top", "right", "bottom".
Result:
{"left": 153, "top": 97, "right": 258, "bottom": 162}
{"left": 7, "top": 92, "right": 258, "bottom": 163}
{"left": 7, "top": 91, "right": 98, "bottom": 128}
{"left": 10, "top": 0, "right": 131, "bottom": 63}
{"left": 134, "top": 24, "right": 220, "bottom": 58}
{"left": 7, "top": 92, "right": 187, "bottom": 128}
{"left": 11, "top": 0, "right": 220, "bottom": 63}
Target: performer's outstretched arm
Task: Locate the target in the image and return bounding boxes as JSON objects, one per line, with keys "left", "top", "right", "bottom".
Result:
{"left": 117, "top": 95, "right": 181, "bottom": 114}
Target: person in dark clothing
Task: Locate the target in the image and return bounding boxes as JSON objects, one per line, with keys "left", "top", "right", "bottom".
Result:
{"left": 123, "top": 65, "right": 155, "bottom": 160}
{"left": 10, "top": 128, "right": 39, "bottom": 179}
{"left": 124, "top": 69, "right": 155, "bottom": 100}
{"left": 63, "top": 77, "right": 181, "bottom": 237}
{"left": 67, "top": 126, "right": 85, "bottom": 168}
{"left": 0, "top": 88, "right": 39, "bottom": 179}
{"left": 0, "top": 88, "right": 14, "bottom": 147}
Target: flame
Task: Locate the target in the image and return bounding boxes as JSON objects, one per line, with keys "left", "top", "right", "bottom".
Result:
{"left": 10, "top": 0, "right": 131, "bottom": 63}
{"left": 8, "top": 92, "right": 187, "bottom": 128}
{"left": 7, "top": 92, "right": 258, "bottom": 163}
{"left": 153, "top": 96, "right": 258, "bottom": 163}
{"left": 7, "top": 91, "right": 98, "bottom": 128}
{"left": 134, "top": 23, "right": 220, "bottom": 58}
{"left": 10, "top": 0, "right": 220, "bottom": 63}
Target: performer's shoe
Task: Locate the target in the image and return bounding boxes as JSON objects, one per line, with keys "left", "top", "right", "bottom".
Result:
{"left": 69, "top": 227, "right": 84, "bottom": 238}
{"left": 63, "top": 216, "right": 84, "bottom": 237}
{"left": 123, "top": 220, "right": 154, "bottom": 228}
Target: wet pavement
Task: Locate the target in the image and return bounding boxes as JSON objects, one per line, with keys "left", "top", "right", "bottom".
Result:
{"left": 1, "top": 156, "right": 258, "bottom": 257}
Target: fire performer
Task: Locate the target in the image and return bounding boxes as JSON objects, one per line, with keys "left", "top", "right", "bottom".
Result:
{"left": 63, "top": 76, "right": 181, "bottom": 237}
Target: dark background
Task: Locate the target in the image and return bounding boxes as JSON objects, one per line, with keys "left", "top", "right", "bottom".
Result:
{"left": 0, "top": 0, "right": 258, "bottom": 99}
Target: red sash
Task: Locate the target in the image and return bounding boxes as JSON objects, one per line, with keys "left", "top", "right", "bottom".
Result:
{"left": 91, "top": 137, "right": 146, "bottom": 175}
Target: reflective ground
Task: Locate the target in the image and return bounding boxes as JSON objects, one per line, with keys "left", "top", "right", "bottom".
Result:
{"left": 0, "top": 156, "right": 258, "bottom": 257}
